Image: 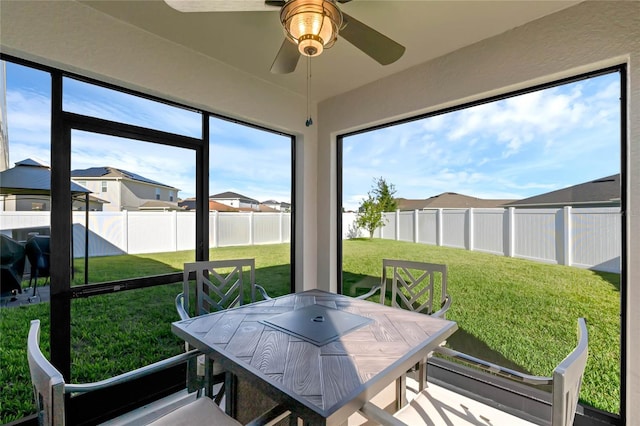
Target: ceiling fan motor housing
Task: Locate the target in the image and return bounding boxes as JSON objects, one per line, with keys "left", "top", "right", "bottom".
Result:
{"left": 280, "top": 0, "right": 343, "bottom": 57}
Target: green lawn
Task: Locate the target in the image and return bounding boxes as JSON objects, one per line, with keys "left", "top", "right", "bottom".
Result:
{"left": 0, "top": 240, "right": 620, "bottom": 423}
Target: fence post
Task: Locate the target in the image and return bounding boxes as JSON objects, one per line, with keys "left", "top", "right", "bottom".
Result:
{"left": 468, "top": 208, "right": 474, "bottom": 251}
{"left": 171, "top": 210, "right": 178, "bottom": 252}
{"left": 249, "top": 211, "right": 254, "bottom": 246}
{"left": 506, "top": 207, "right": 515, "bottom": 257}
{"left": 212, "top": 211, "right": 219, "bottom": 248}
{"left": 563, "top": 206, "right": 573, "bottom": 266}
{"left": 395, "top": 209, "right": 400, "bottom": 241}
{"left": 414, "top": 209, "right": 419, "bottom": 243}
{"left": 122, "top": 210, "right": 129, "bottom": 253}
{"left": 436, "top": 208, "right": 443, "bottom": 246}
{"left": 279, "top": 211, "right": 284, "bottom": 243}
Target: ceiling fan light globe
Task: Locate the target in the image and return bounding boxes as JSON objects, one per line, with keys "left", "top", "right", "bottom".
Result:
{"left": 280, "top": 0, "right": 342, "bottom": 57}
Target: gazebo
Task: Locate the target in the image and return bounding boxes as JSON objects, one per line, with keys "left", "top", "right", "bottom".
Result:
{"left": 0, "top": 158, "right": 91, "bottom": 284}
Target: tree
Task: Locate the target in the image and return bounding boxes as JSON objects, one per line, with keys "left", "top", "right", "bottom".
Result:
{"left": 371, "top": 176, "right": 398, "bottom": 212}
{"left": 355, "top": 194, "right": 384, "bottom": 239}
{"left": 355, "top": 177, "right": 397, "bottom": 239}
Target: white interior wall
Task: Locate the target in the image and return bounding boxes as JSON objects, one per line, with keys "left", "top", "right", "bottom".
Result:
{"left": 317, "top": 1, "right": 639, "bottom": 421}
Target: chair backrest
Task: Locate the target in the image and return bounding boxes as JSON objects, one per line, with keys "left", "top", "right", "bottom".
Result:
{"left": 27, "top": 319, "right": 66, "bottom": 426}
{"left": 381, "top": 259, "right": 449, "bottom": 316}
{"left": 551, "top": 318, "right": 589, "bottom": 426}
{"left": 25, "top": 235, "right": 51, "bottom": 275}
{"left": 182, "top": 259, "right": 258, "bottom": 316}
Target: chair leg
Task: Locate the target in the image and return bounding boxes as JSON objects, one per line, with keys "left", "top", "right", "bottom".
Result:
{"left": 224, "top": 372, "right": 238, "bottom": 418}
{"left": 31, "top": 270, "right": 39, "bottom": 297}
{"left": 396, "top": 374, "right": 407, "bottom": 410}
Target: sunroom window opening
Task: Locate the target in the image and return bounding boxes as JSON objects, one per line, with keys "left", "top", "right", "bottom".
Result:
{"left": 71, "top": 131, "right": 196, "bottom": 284}
{"left": 209, "top": 115, "right": 293, "bottom": 299}
{"left": 62, "top": 76, "right": 202, "bottom": 138}
{"left": 340, "top": 71, "right": 621, "bottom": 415}
{"left": 1, "top": 60, "right": 54, "bottom": 425}
{"left": 69, "top": 284, "right": 185, "bottom": 383}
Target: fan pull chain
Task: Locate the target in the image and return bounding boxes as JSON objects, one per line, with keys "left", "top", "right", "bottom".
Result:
{"left": 305, "top": 54, "right": 313, "bottom": 127}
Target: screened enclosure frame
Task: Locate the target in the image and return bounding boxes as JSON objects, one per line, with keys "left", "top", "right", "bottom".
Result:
{"left": 336, "top": 64, "right": 627, "bottom": 424}
{"left": 2, "top": 53, "right": 296, "bottom": 424}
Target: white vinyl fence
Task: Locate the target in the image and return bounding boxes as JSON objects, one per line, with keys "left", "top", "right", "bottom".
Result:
{"left": 343, "top": 207, "right": 621, "bottom": 273}
{"left": 0, "top": 210, "right": 291, "bottom": 257}
{"left": 2, "top": 207, "right": 620, "bottom": 273}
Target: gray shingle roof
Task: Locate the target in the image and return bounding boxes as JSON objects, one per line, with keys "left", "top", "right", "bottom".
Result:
{"left": 504, "top": 174, "right": 620, "bottom": 207}
{"left": 71, "top": 166, "right": 176, "bottom": 189}
{"left": 210, "top": 191, "right": 258, "bottom": 203}
{"left": 397, "top": 193, "right": 515, "bottom": 210}
{"left": 0, "top": 158, "right": 90, "bottom": 195}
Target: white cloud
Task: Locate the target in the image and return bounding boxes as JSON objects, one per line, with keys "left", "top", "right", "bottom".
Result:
{"left": 343, "top": 73, "right": 621, "bottom": 203}
{"left": 5, "top": 63, "right": 619, "bottom": 209}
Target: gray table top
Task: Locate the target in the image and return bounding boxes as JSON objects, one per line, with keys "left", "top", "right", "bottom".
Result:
{"left": 172, "top": 289, "right": 458, "bottom": 426}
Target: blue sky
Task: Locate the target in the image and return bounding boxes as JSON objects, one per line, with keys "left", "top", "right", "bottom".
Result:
{"left": 4, "top": 62, "right": 620, "bottom": 209}
{"left": 343, "top": 72, "right": 620, "bottom": 210}
{"left": 4, "top": 62, "right": 292, "bottom": 203}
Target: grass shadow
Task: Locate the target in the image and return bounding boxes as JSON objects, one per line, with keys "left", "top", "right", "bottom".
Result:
{"left": 592, "top": 270, "right": 620, "bottom": 291}
{"left": 342, "top": 271, "right": 380, "bottom": 297}
{"left": 255, "top": 264, "right": 291, "bottom": 298}
{"left": 443, "top": 327, "right": 551, "bottom": 392}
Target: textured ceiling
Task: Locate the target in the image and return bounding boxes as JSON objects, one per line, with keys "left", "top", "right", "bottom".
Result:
{"left": 80, "top": 0, "right": 580, "bottom": 102}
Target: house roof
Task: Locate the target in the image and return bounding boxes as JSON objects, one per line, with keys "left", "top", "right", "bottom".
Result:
{"left": 263, "top": 200, "right": 291, "bottom": 207}
{"left": 504, "top": 174, "right": 620, "bottom": 207}
{"left": 71, "top": 167, "right": 178, "bottom": 190}
{"left": 0, "top": 158, "right": 90, "bottom": 196}
{"left": 210, "top": 200, "right": 238, "bottom": 212}
{"left": 139, "top": 200, "right": 181, "bottom": 211}
{"left": 238, "top": 204, "right": 278, "bottom": 213}
{"left": 178, "top": 198, "right": 240, "bottom": 212}
{"left": 396, "top": 193, "right": 515, "bottom": 210}
{"left": 210, "top": 191, "right": 258, "bottom": 203}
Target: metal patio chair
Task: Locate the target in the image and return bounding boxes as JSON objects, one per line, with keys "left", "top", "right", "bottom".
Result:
{"left": 357, "top": 259, "right": 452, "bottom": 393}
{"left": 25, "top": 235, "right": 51, "bottom": 298}
{"left": 27, "top": 319, "right": 241, "bottom": 426}
{"left": 175, "top": 259, "right": 272, "bottom": 399}
{"left": 357, "top": 258, "right": 452, "bottom": 318}
{"left": 359, "top": 318, "right": 589, "bottom": 426}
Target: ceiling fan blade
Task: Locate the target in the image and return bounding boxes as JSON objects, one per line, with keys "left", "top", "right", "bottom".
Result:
{"left": 340, "top": 12, "right": 405, "bottom": 65}
{"left": 271, "top": 39, "right": 301, "bottom": 74}
{"left": 164, "top": 0, "right": 279, "bottom": 13}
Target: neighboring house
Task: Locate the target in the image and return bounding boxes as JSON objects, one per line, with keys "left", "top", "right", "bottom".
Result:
{"left": 71, "top": 166, "right": 180, "bottom": 212}
{"left": 396, "top": 192, "right": 515, "bottom": 210}
{"left": 210, "top": 191, "right": 259, "bottom": 211}
{"left": 504, "top": 174, "right": 620, "bottom": 208}
{"left": 179, "top": 197, "right": 239, "bottom": 212}
{"left": 246, "top": 204, "right": 278, "bottom": 213}
{"left": 262, "top": 199, "right": 291, "bottom": 212}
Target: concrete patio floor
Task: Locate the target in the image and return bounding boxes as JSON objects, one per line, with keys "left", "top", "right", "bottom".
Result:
{"left": 1, "top": 284, "right": 50, "bottom": 308}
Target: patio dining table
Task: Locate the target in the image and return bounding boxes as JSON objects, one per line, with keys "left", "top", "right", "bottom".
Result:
{"left": 171, "top": 289, "right": 458, "bottom": 426}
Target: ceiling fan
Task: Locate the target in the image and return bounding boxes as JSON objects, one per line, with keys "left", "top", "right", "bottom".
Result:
{"left": 164, "top": 0, "right": 406, "bottom": 74}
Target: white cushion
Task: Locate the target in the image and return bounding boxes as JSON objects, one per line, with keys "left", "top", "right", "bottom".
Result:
{"left": 148, "top": 397, "right": 241, "bottom": 426}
